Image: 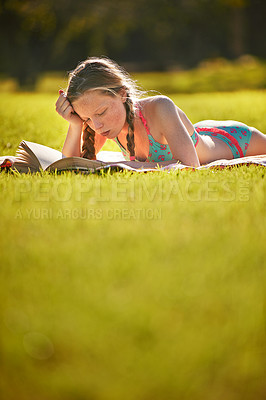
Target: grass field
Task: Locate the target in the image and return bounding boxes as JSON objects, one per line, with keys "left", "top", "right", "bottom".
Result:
{"left": 0, "top": 83, "right": 266, "bottom": 399}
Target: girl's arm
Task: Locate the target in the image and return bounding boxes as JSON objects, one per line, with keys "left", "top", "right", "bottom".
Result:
{"left": 56, "top": 91, "right": 83, "bottom": 157}
{"left": 62, "top": 122, "right": 83, "bottom": 157}
{"left": 62, "top": 124, "right": 107, "bottom": 157}
{"left": 152, "top": 96, "right": 200, "bottom": 167}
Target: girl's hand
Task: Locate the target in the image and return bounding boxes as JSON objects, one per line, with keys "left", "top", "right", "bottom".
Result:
{"left": 55, "top": 90, "right": 83, "bottom": 127}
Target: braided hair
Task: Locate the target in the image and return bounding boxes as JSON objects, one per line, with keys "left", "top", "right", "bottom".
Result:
{"left": 81, "top": 123, "right": 96, "bottom": 160}
{"left": 66, "top": 57, "right": 142, "bottom": 160}
{"left": 125, "top": 97, "right": 135, "bottom": 160}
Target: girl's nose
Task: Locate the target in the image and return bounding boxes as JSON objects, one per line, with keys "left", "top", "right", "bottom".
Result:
{"left": 92, "top": 118, "right": 103, "bottom": 131}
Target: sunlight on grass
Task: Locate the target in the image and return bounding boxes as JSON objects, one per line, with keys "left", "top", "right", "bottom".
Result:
{"left": 133, "top": 59, "right": 266, "bottom": 94}
{"left": 0, "top": 84, "right": 266, "bottom": 400}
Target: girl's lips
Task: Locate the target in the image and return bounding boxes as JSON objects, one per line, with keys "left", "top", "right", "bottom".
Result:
{"left": 100, "top": 130, "right": 110, "bottom": 137}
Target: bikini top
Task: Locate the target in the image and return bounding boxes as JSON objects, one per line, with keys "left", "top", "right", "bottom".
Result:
{"left": 114, "top": 106, "right": 198, "bottom": 162}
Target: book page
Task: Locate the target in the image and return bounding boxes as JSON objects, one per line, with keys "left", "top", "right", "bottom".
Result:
{"left": 47, "top": 156, "right": 107, "bottom": 172}
{"left": 0, "top": 155, "right": 16, "bottom": 165}
{"left": 96, "top": 151, "right": 126, "bottom": 162}
{"left": 21, "top": 141, "right": 63, "bottom": 170}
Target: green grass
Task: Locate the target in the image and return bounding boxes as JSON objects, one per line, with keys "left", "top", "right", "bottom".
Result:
{"left": 1, "top": 57, "right": 265, "bottom": 94}
{"left": 133, "top": 58, "right": 266, "bottom": 94}
{"left": 0, "top": 87, "right": 266, "bottom": 400}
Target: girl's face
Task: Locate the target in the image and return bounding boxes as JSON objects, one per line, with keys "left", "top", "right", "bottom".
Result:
{"left": 72, "top": 89, "right": 127, "bottom": 139}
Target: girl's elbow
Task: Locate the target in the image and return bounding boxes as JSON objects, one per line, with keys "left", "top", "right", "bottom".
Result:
{"left": 173, "top": 154, "right": 200, "bottom": 167}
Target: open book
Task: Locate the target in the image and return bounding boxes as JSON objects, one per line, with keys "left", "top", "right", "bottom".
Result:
{"left": 0, "top": 140, "right": 128, "bottom": 173}
{"left": 1, "top": 140, "right": 266, "bottom": 173}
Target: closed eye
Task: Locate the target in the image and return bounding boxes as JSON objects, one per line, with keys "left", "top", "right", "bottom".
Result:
{"left": 83, "top": 109, "right": 107, "bottom": 123}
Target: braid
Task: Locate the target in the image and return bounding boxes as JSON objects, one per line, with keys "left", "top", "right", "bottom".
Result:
{"left": 125, "top": 97, "right": 136, "bottom": 160}
{"left": 81, "top": 123, "right": 96, "bottom": 160}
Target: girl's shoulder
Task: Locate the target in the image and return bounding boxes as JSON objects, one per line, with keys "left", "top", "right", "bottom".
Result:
{"left": 137, "top": 95, "right": 174, "bottom": 108}
{"left": 137, "top": 95, "right": 176, "bottom": 117}
{"left": 137, "top": 95, "right": 177, "bottom": 125}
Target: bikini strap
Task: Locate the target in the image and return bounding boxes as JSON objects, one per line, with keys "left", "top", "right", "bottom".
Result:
{"left": 137, "top": 105, "right": 151, "bottom": 137}
{"left": 138, "top": 104, "right": 198, "bottom": 149}
{"left": 191, "top": 129, "right": 199, "bottom": 147}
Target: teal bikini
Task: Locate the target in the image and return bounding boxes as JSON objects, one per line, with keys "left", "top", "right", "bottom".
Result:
{"left": 194, "top": 121, "right": 252, "bottom": 158}
{"left": 114, "top": 108, "right": 252, "bottom": 162}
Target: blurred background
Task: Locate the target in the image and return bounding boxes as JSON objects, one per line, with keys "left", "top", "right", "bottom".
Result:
{"left": 1, "top": 3, "right": 266, "bottom": 399}
{"left": 0, "top": 0, "right": 265, "bottom": 90}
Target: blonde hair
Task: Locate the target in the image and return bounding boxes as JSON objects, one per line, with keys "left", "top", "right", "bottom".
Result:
{"left": 66, "top": 57, "right": 141, "bottom": 160}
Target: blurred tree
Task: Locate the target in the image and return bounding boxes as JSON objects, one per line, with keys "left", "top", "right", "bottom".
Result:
{"left": 219, "top": 0, "right": 248, "bottom": 58}
{"left": 51, "top": 0, "right": 137, "bottom": 68}
{"left": 0, "top": 0, "right": 265, "bottom": 87}
{"left": 0, "top": 0, "right": 138, "bottom": 85}
{"left": 0, "top": 0, "right": 56, "bottom": 86}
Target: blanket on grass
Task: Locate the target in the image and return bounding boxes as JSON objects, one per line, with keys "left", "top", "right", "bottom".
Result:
{"left": 1, "top": 153, "right": 266, "bottom": 172}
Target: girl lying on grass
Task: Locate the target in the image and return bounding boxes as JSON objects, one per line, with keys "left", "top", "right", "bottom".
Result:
{"left": 56, "top": 57, "right": 266, "bottom": 168}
